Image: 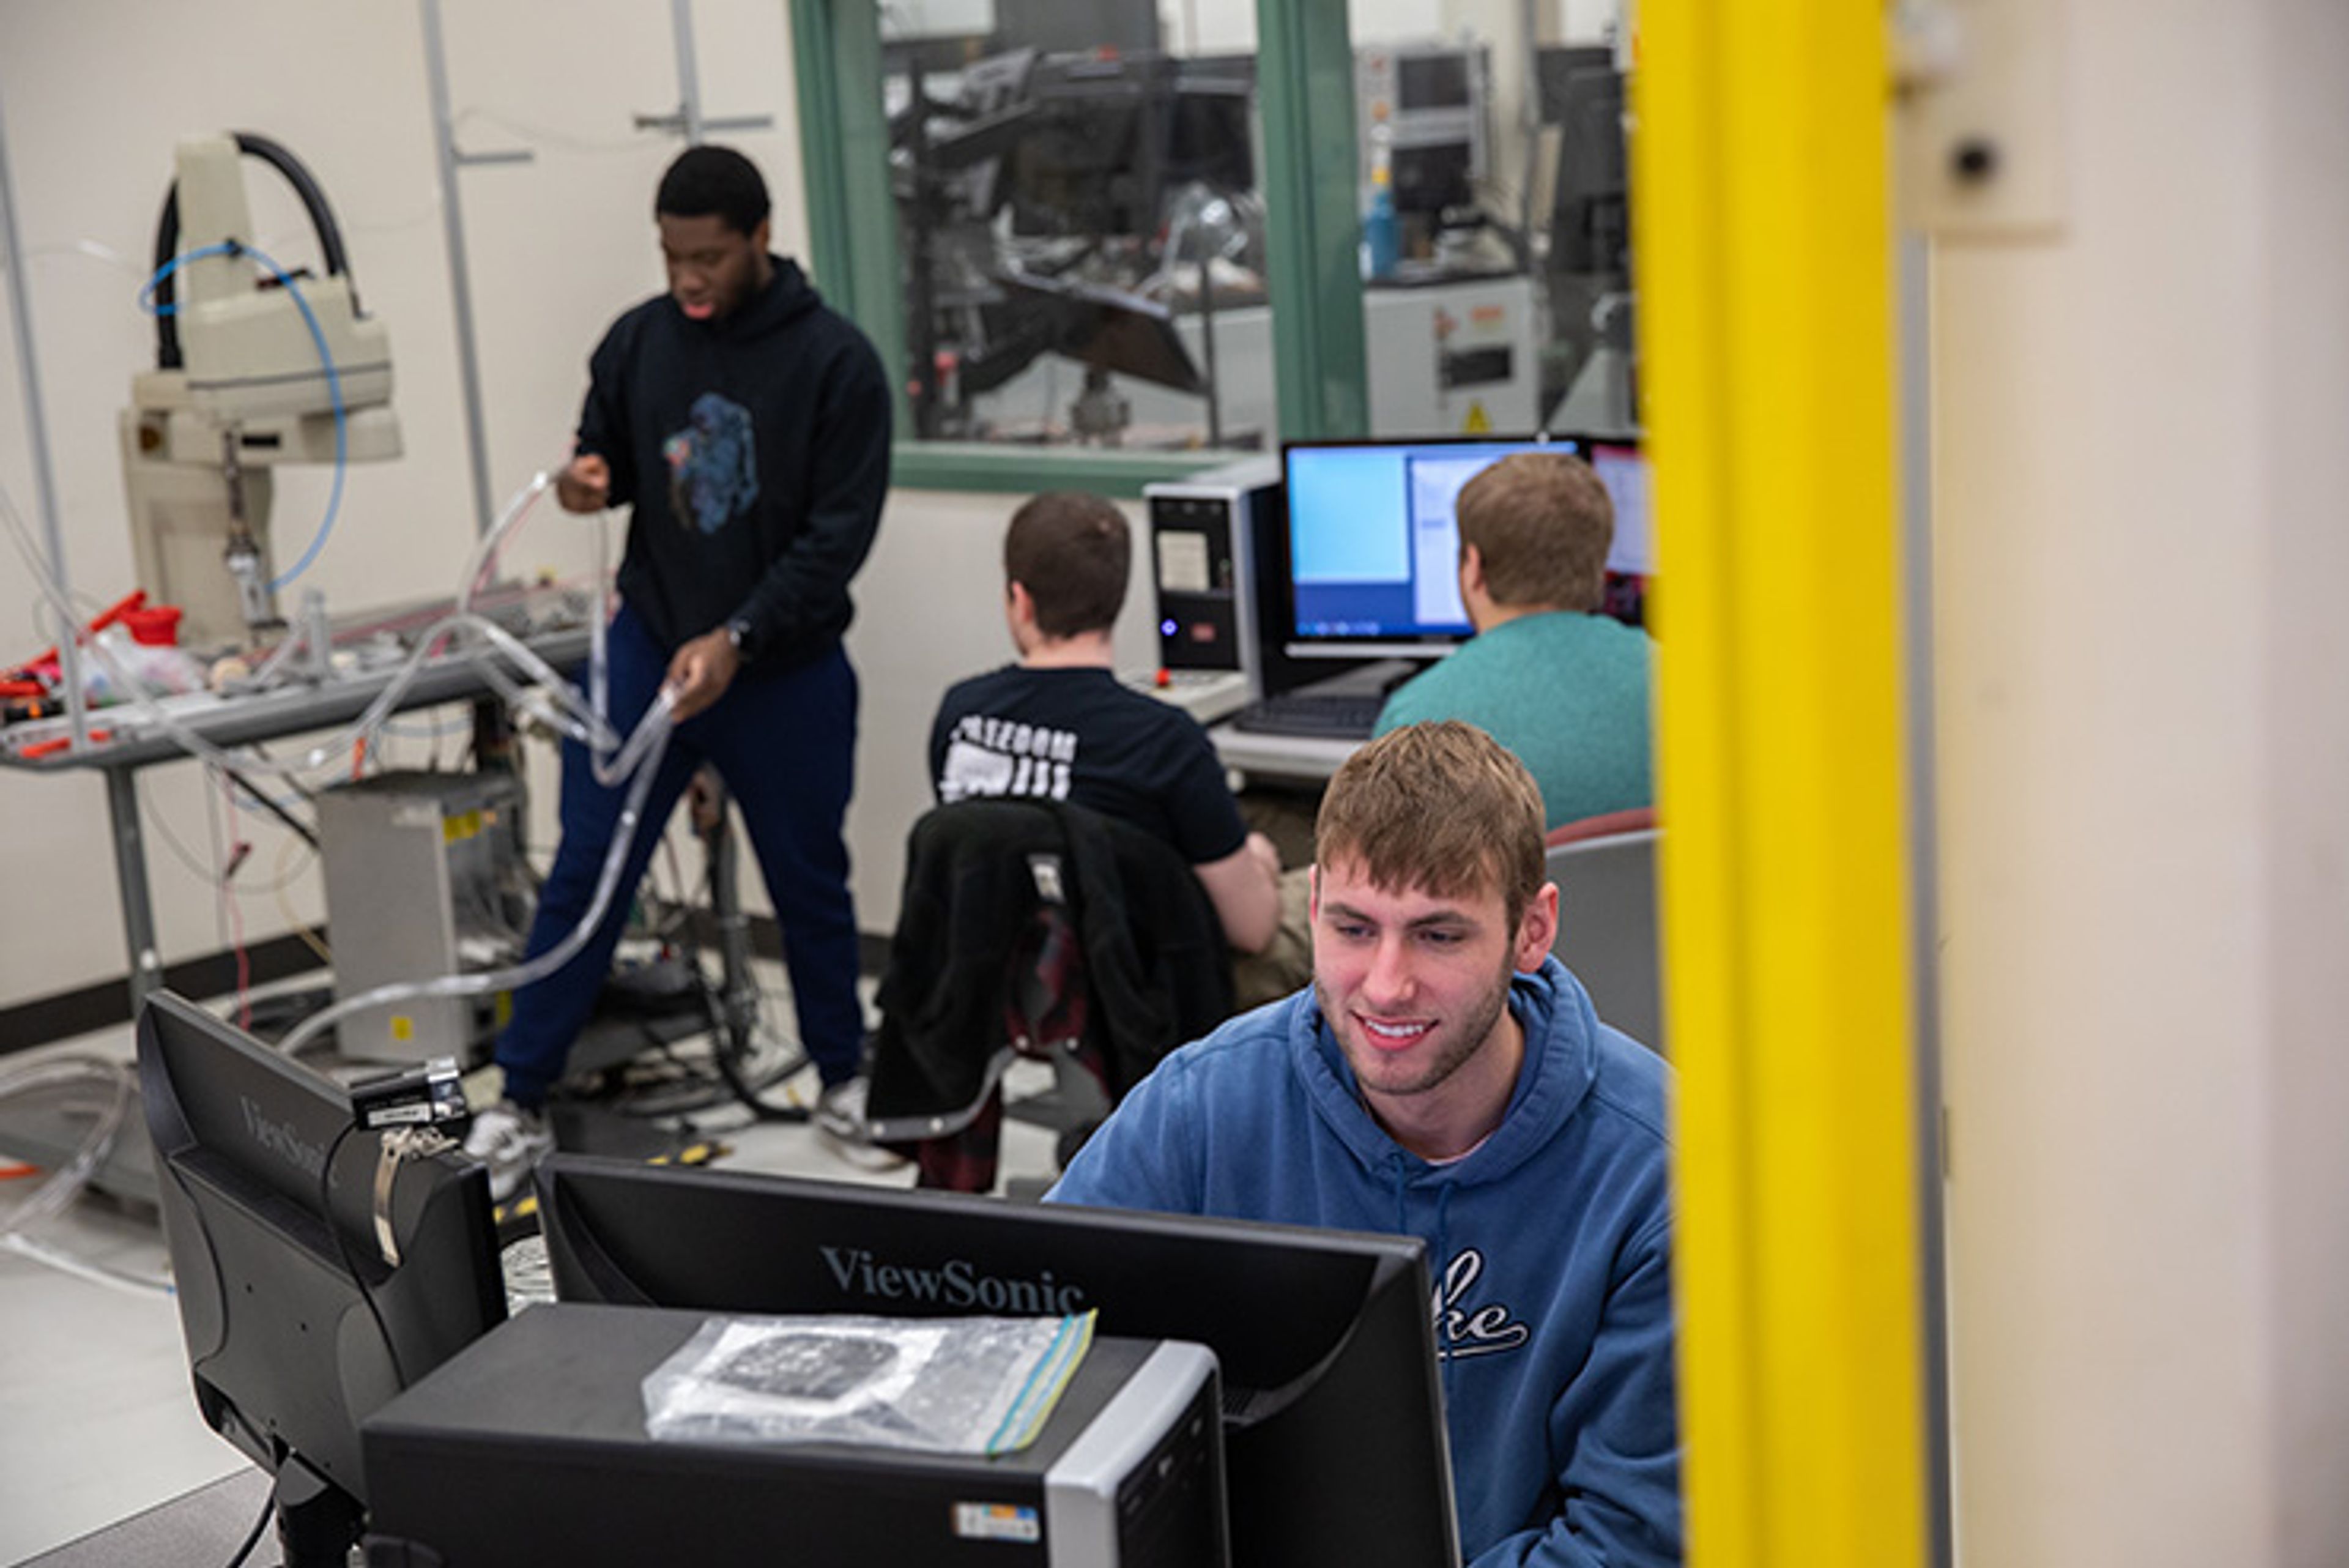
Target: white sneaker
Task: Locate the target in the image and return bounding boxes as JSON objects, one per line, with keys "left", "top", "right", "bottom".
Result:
{"left": 812, "top": 1076, "right": 872, "bottom": 1143}
{"left": 462, "top": 1100, "right": 554, "bottom": 1203}
{"left": 813, "top": 1076, "right": 912, "bottom": 1170}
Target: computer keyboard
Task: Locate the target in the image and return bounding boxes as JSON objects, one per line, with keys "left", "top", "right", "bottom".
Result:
{"left": 1225, "top": 691, "right": 1386, "bottom": 740}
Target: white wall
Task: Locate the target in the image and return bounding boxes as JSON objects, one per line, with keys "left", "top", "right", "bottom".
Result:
{"left": 0, "top": 0, "right": 1157, "bottom": 1014}
{"left": 1932, "top": 1, "right": 2349, "bottom": 1561}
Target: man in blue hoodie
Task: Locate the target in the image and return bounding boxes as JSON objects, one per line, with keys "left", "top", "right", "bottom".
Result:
{"left": 1050, "top": 720, "right": 1679, "bottom": 1567}
{"left": 464, "top": 146, "right": 891, "bottom": 1198}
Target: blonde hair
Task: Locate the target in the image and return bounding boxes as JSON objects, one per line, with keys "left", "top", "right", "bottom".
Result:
{"left": 1316, "top": 721, "right": 1547, "bottom": 927}
{"left": 1455, "top": 451, "right": 1614, "bottom": 612}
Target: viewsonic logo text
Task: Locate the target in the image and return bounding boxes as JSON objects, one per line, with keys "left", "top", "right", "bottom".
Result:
{"left": 239, "top": 1096, "right": 327, "bottom": 1178}
{"left": 819, "top": 1246, "right": 1087, "bottom": 1315}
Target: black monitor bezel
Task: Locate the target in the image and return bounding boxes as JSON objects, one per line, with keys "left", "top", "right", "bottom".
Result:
{"left": 535, "top": 1154, "right": 1461, "bottom": 1568}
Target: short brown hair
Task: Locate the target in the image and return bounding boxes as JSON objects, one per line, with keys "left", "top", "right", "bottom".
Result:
{"left": 1004, "top": 492, "right": 1130, "bottom": 638}
{"left": 1455, "top": 451, "right": 1613, "bottom": 612}
{"left": 1315, "top": 721, "right": 1548, "bottom": 929}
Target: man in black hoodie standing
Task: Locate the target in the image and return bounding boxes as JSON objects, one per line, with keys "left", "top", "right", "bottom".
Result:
{"left": 464, "top": 145, "right": 892, "bottom": 1198}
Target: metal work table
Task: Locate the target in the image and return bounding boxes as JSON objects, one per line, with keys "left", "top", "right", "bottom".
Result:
{"left": 0, "top": 614, "right": 590, "bottom": 1013}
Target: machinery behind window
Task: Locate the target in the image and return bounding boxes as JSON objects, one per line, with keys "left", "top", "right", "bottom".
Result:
{"left": 881, "top": 10, "right": 1636, "bottom": 449}
{"left": 891, "top": 37, "right": 1263, "bottom": 448}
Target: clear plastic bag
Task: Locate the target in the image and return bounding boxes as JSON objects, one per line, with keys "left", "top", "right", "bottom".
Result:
{"left": 642, "top": 1312, "right": 1096, "bottom": 1457}
{"left": 84, "top": 625, "right": 209, "bottom": 699}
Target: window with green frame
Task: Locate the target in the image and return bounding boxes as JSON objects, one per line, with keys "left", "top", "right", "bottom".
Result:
{"left": 788, "top": 0, "right": 1366, "bottom": 495}
{"left": 787, "top": 1, "right": 1633, "bottom": 496}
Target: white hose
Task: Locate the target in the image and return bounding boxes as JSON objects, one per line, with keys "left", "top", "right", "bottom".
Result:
{"left": 273, "top": 688, "right": 677, "bottom": 1058}
{"left": 1, "top": 471, "right": 634, "bottom": 778}
{"left": 0, "top": 1054, "right": 132, "bottom": 1238}
{"left": 2, "top": 466, "right": 685, "bottom": 1061}
{"left": 0, "top": 1233, "right": 174, "bottom": 1298}
{"left": 455, "top": 470, "right": 557, "bottom": 617}
{"left": 0, "top": 1057, "right": 175, "bottom": 1298}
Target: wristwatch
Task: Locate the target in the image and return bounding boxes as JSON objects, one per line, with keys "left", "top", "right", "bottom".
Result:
{"left": 724, "top": 615, "right": 754, "bottom": 660}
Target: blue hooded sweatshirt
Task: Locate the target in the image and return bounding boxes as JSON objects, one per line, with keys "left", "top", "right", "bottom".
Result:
{"left": 1048, "top": 955, "right": 1680, "bottom": 1567}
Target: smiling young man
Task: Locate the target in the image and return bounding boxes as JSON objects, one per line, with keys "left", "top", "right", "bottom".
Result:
{"left": 464, "top": 145, "right": 890, "bottom": 1197}
{"left": 1048, "top": 721, "right": 1680, "bottom": 1567}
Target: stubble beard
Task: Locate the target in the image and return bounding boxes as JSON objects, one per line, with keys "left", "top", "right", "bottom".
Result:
{"left": 1318, "top": 960, "right": 1514, "bottom": 1101}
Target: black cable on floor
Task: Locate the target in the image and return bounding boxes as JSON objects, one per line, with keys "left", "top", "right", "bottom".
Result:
{"left": 222, "top": 1485, "right": 273, "bottom": 1568}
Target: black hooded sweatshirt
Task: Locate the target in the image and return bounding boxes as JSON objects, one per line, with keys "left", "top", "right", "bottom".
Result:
{"left": 576, "top": 257, "right": 891, "bottom": 673}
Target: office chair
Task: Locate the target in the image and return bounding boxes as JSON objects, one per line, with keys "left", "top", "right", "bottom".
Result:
{"left": 864, "top": 799, "right": 1234, "bottom": 1192}
{"left": 1544, "top": 807, "right": 1664, "bottom": 1054}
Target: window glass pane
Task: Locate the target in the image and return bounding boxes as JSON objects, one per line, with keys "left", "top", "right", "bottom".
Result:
{"left": 1348, "top": 1, "right": 1636, "bottom": 443}
{"left": 880, "top": 0, "right": 1272, "bottom": 452}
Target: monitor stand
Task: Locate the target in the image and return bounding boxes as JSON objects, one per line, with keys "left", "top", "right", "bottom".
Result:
{"left": 1286, "top": 658, "right": 1422, "bottom": 700}
{"left": 270, "top": 1455, "right": 364, "bottom": 1568}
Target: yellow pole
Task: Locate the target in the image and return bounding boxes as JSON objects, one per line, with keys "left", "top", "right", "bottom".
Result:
{"left": 1634, "top": 4, "right": 1929, "bottom": 1566}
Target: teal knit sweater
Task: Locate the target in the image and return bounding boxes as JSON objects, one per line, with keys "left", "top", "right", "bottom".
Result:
{"left": 1375, "top": 611, "right": 1654, "bottom": 828}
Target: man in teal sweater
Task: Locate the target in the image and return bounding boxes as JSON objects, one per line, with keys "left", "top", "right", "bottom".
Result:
{"left": 1376, "top": 451, "right": 1653, "bottom": 828}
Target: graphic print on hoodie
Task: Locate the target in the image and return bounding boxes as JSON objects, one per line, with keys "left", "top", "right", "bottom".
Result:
{"left": 664, "top": 391, "right": 760, "bottom": 534}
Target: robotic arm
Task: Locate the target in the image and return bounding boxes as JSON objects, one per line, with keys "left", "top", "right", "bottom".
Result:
{"left": 120, "top": 133, "right": 400, "bottom": 643}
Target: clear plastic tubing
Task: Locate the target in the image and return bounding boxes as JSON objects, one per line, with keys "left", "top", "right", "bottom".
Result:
{"left": 2, "top": 467, "right": 679, "bottom": 1057}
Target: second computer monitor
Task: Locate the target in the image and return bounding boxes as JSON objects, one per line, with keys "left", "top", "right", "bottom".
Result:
{"left": 1584, "top": 437, "right": 1652, "bottom": 577}
{"left": 1281, "top": 434, "right": 1650, "bottom": 661}
{"left": 535, "top": 1156, "right": 1460, "bottom": 1568}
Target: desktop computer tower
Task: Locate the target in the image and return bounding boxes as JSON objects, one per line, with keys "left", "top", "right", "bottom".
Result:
{"left": 361, "top": 1304, "right": 1228, "bottom": 1568}
{"left": 1140, "top": 456, "right": 1317, "bottom": 716}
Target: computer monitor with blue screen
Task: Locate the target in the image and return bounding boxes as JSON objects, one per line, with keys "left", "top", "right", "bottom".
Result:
{"left": 1280, "top": 436, "right": 1650, "bottom": 661}
{"left": 535, "top": 1154, "right": 1461, "bottom": 1568}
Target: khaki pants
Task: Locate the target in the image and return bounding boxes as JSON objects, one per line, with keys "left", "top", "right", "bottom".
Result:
{"left": 1231, "top": 865, "right": 1316, "bottom": 1011}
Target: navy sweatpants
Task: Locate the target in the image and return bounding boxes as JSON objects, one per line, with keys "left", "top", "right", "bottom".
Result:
{"left": 494, "top": 603, "right": 863, "bottom": 1107}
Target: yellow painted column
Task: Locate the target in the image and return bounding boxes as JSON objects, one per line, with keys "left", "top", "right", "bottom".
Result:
{"left": 1633, "top": 4, "right": 1929, "bottom": 1566}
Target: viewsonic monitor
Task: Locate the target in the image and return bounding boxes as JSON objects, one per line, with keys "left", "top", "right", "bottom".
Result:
{"left": 136, "top": 991, "right": 505, "bottom": 1566}
{"left": 536, "top": 1156, "right": 1460, "bottom": 1568}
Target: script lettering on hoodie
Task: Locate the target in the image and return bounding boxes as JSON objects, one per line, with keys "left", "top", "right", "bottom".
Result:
{"left": 1433, "top": 1249, "right": 1531, "bottom": 1360}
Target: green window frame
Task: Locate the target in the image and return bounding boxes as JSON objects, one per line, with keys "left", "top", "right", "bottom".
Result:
{"left": 787, "top": 0, "right": 1368, "bottom": 496}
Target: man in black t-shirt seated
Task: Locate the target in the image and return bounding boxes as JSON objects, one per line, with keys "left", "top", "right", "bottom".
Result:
{"left": 928, "top": 492, "right": 1285, "bottom": 960}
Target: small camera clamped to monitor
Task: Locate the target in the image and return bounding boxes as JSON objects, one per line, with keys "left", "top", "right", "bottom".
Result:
{"left": 351, "top": 1056, "right": 470, "bottom": 1134}
{"left": 349, "top": 1057, "right": 470, "bottom": 1266}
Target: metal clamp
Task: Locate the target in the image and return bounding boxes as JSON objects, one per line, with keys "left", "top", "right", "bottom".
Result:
{"left": 372, "top": 1126, "right": 458, "bottom": 1267}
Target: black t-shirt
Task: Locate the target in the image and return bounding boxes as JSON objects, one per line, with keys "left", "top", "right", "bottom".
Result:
{"left": 928, "top": 666, "right": 1249, "bottom": 866}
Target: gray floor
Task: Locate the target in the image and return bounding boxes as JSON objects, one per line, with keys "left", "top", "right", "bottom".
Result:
{"left": 0, "top": 965, "right": 1064, "bottom": 1564}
